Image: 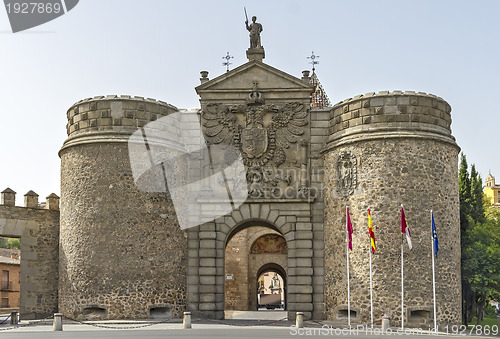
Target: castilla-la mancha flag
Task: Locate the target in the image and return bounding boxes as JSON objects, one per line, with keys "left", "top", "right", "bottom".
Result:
{"left": 347, "top": 207, "right": 353, "bottom": 251}
{"left": 401, "top": 206, "right": 412, "bottom": 249}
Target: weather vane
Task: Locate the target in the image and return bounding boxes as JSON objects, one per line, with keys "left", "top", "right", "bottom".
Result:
{"left": 307, "top": 51, "right": 319, "bottom": 73}
{"left": 222, "top": 52, "right": 234, "bottom": 72}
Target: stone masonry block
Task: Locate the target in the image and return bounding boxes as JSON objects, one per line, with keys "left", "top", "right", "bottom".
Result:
{"left": 292, "top": 293, "right": 313, "bottom": 303}
{"left": 249, "top": 204, "right": 260, "bottom": 218}
{"left": 198, "top": 249, "right": 216, "bottom": 257}
{"left": 199, "top": 303, "right": 216, "bottom": 311}
{"left": 296, "top": 222, "right": 312, "bottom": 231}
{"left": 267, "top": 210, "right": 279, "bottom": 224}
{"left": 239, "top": 204, "right": 250, "bottom": 219}
{"left": 200, "top": 239, "right": 216, "bottom": 249}
{"left": 199, "top": 231, "right": 216, "bottom": 239}
{"left": 295, "top": 239, "right": 312, "bottom": 248}
{"left": 232, "top": 210, "right": 243, "bottom": 223}
{"left": 275, "top": 216, "right": 286, "bottom": 227}
{"left": 295, "top": 231, "right": 313, "bottom": 240}
{"left": 224, "top": 217, "right": 236, "bottom": 228}
{"left": 370, "top": 97, "right": 384, "bottom": 106}
{"left": 296, "top": 248, "right": 314, "bottom": 257}
{"left": 288, "top": 285, "right": 313, "bottom": 294}
{"left": 296, "top": 258, "right": 313, "bottom": 267}
{"left": 199, "top": 285, "right": 216, "bottom": 293}
{"left": 260, "top": 204, "right": 270, "bottom": 220}
{"left": 290, "top": 267, "right": 314, "bottom": 276}
{"left": 199, "top": 276, "right": 216, "bottom": 285}
{"left": 279, "top": 222, "right": 293, "bottom": 235}
{"left": 199, "top": 258, "right": 215, "bottom": 267}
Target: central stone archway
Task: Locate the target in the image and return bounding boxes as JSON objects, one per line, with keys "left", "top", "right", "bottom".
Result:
{"left": 186, "top": 200, "right": 324, "bottom": 320}
{"left": 224, "top": 226, "right": 287, "bottom": 312}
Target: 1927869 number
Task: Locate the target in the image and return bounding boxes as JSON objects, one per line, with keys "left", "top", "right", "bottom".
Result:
{"left": 445, "top": 324, "right": 499, "bottom": 336}
{"left": 5, "top": 2, "right": 62, "bottom": 14}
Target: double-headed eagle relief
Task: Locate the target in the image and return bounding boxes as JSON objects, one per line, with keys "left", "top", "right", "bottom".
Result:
{"left": 201, "top": 94, "right": 310, "bottom": 198}
{"left": 202, "top": 101, "right": 307, "bottom": 167}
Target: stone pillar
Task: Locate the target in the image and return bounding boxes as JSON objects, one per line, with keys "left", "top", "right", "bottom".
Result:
{"left": 246, "top": 48, "right": 265, "bottom": 62}
{"left": 59, "top": 96, "right": 187, "bottom": 320}
{"left": 200, "top": 71, "right": 209, "bottom": 84}
{"left": 301, "top": 70, "right": 310, "bottom": 83}
{"left": 45, "top": 193, "right": 60, "bottom": 211}
{"left": 1, "top": 188, "right": 16, "bottom": 206}
{"left": 323, "top": 91, "right": 461, "bottom": 327}
{"left": 24, "top": 190, "right": 39, "bottom": 208}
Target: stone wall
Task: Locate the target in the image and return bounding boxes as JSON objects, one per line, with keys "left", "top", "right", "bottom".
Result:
{"left": 323, "top": 91, "right": 461, "bottom": 327}
{"left": 0, "top": 191, "right": 59, "bottom": 319}
{"left": 59, "top": 96, "right": 187, "bottom": 320}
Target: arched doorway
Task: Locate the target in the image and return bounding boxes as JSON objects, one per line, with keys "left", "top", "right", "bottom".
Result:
{"left": 256, "top": 263, "right": 286, "bottom": 311}
{"left": 224, "top": 223, "right": 287, "bottom": 316}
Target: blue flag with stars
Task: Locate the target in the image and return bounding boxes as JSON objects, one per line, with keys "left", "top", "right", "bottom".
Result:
{"left": 432, "top": 211, "right": 439, "bottom": 258}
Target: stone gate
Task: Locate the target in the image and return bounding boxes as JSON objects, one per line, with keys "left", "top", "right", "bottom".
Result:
{"left": 186, "top": 59, "right": 327, "bottom": 320}
{"left": 56, "top": 23, "right": 461, "bottom": 326}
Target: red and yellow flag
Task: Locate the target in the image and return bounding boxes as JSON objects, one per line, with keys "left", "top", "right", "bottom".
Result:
{"left": 368, "top": 209, "right": 376, "bottom": 253}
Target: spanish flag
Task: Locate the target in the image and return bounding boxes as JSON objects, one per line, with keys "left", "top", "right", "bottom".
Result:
{"left": 401, "top": 205, "right": 412, "bottom": 250}
{"left": 368, "top": 209, "right": 376, "bottom": 253}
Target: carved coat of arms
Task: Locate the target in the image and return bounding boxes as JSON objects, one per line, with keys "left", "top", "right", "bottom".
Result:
{"left": 337, "top": 151, "right": 358, "bottom": 196}
{"left": 201, "top": 102, "right": 308, "bottom": 168}
{"left": 200, "top": 99, "right": 309, "bottom": 198}
{"left": 241, "top": 125, "right": 267, "bottom": 158}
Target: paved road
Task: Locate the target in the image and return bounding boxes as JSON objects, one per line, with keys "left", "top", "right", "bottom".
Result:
{"left": 0, "top": 322, "right": 494, "bottom": 338}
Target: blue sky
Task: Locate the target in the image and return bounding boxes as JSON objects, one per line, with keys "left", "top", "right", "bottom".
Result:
{"left": 0, "top": 0, "right": 498, "bottom": 205}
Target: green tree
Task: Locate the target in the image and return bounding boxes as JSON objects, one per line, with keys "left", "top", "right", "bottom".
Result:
{"left": 460, "top": 155, "right": 500, "bottom": 325}
{"left": 459, "top": 153, "right": 473, "bottom": 324}
{"left": 0, "top": 237, "right": 21, "bottom": 249}
{"left": 462, "top": 212, "right": 500, "bottom": 325}
{"left": 459, "top": 153, "right": 471, "bottom": 233}
{"left": 470, "top": 165, "right": 485, "bottom": 224}
{"left": 6, "top": 238, "right": 20, "bottom": 249}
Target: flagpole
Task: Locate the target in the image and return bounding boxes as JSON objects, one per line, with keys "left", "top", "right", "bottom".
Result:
{"left": 431, "top": 210, "right": 437, "bottom": 333}
{"left": 346, "top": 205, "right": 351, "bottom": 328}
{"left": 401, "top": 204, "right": 404, "bottom": 331}
{"left": 401, "top": 233, "right": 404, "bottom": 330}
{"left": 369, "top": 236, "right": 374, "bottom": 329}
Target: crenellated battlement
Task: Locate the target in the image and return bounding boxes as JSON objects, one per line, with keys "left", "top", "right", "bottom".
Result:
{"left": 325, "top": 90, "right": 456, "bottom": 151}
{"left": 65, "top": 95, "right": 178, "bottom": 137}
{"left": 61, "top": 95, "right": 179, "bottom": 154}
{"left": 333, "top": 90, "right": 449, "bottom": 106}
{"left": 0, "top": 188, "right": 59, "bottom": 210}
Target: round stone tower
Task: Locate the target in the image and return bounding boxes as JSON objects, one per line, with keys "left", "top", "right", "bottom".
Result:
{"left": 323, "top": 91, "right": 461, "bottom": 326}
{"left": 59, "top": 95, "right": 187, "bottom": 320}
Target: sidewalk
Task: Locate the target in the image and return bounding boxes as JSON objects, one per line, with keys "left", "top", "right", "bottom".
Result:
{"left": 0, "top": 316, "right": 492, "bottom": 338}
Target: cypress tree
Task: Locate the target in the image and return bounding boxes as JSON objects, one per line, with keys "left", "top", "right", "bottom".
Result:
{"left": 470, "top": 165, "right": 485, "bottom": 224}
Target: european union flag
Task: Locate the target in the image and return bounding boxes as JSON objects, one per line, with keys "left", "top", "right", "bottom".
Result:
{"left": 432, "top": 212, "right": 439, "bottom": 258}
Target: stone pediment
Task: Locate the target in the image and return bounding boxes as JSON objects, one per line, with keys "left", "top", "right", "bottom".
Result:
{"left": 196, "top": 60, "right": 313, "bottom": 95}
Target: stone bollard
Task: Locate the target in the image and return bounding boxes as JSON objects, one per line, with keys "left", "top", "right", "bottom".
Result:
{"left": 53, "top": 313, "right": 63, "bottom": 331}
{"left": 296, "top": 312, "right": 304, "bottom": 328}
{"left": 183, "top": 312, "right": 192, "bottom": 329}
{"left": 10, "top": 311, "right": 18, "bottom": 325}
{"left": 381, "top": 313, "right": 390, "bottom": 333}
